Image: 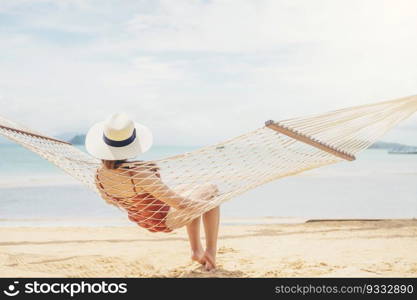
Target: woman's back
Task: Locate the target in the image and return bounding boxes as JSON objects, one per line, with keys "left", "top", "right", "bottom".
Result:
{"left": 95, "top": 162, "right": 172, "bottom": 232}
{"left": 96, "top": 161, "right": 160, "bottom": 197}
{"left": 96, "top": 166, "right": 137, "bottom": 198}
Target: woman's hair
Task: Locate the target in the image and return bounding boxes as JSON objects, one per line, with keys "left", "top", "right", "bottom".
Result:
{"left": 101, "top": 159, "right": 127, "bottom": 169}
{"left": 101, "top": 160, "right": 161, "bottom": 178}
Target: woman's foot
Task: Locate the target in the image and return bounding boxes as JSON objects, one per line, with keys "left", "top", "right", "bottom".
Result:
{"left": 191, "top": 248, "right": 205, "bottom": 265}
{"left": 202, "top": 249, "right": 216, "bottom": 271}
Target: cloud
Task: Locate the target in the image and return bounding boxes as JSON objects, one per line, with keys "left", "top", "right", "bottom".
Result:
{"left": 100, "top": 57, "right": 186, "bottom": 87}
{"left": 1, "top": 0, "right": 417, "bottom": 146}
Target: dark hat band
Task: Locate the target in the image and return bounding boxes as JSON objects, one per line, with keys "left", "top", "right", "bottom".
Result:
{"left": 103, "top": 128, "right": 136, "bottom": 148}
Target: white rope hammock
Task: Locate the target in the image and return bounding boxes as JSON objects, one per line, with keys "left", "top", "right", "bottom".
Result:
{"left": 1, "top": 95, "right": 417, "bottom": 232}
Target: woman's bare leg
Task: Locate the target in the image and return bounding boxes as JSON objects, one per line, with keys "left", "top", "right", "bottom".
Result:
{"left": 186, "top": 216, "right": 204, "bottom": 264}
{"left": 202, "top": 206, "right": 220, "bottom": 271}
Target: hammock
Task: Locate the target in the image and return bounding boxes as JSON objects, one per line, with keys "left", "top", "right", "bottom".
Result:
{"left": 1, "top": 95, "right": 417, "bottom": 232}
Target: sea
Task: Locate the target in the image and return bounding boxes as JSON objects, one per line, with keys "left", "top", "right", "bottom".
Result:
{"left": 0, "top": 143, "right": 416, "bottom": 227}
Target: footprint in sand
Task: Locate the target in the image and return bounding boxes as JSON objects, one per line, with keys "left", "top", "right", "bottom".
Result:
{"left": 288, "top": 259, "right": 305, "bottom": 270}
{"left": 263, "top": 259, "right": 340, "bottom": 277}
{"left": 407, "top": 264, "right": 417, "bottom": 274}
{"left": 238, "top": 258, "right": 252, "bottom": 264}
{"left": 3, "top": 252, "right": 44, "bottom": 267}
{"left": 218, "top": 246, "right": 238, "bottom": 254}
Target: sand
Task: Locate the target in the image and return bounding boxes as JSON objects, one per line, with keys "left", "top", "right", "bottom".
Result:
{"left": 0, "top": 219, "right": 416, "bottom": 277}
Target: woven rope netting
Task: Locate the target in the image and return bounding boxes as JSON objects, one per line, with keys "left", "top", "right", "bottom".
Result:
{"left": 1, "top": 95, "right": 417, "bottom": 232}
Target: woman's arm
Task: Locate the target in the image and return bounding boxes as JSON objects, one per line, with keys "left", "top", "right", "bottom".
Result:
{"left": 131, "top": 169, "right": 192, "bottom": 210}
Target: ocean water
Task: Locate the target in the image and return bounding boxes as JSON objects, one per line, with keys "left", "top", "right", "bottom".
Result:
{"left": 0, "top": 143, "right": 416, "bottom": 226}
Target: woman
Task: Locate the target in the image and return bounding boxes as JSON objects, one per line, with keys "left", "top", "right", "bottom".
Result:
{"left": 85, "top": 113, "right": 220, "bottom": 271}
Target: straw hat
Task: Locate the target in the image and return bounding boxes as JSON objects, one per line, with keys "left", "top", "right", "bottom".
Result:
{"left": 85, "top": 113, "right": 153, "bottom": 160}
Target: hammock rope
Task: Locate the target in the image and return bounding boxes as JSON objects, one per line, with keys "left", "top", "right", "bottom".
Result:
{"left": 1, "top": 95, "right": 417, "bottom": 232}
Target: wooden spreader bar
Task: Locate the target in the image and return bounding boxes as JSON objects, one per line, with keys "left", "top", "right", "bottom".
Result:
{"left": 265, "top": 120, "right": 356, "bottom": 161}
{"left": 0, "top": 124, "right": 71, "bottom": 145}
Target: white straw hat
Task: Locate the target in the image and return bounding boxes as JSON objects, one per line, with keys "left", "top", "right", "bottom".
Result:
{"left": 85, "top": 113, "right": 153, "bottom": 160}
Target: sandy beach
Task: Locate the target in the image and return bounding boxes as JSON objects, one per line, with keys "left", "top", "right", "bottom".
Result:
{"left": 0, "top": 219, "right": 416, "bottom": 278}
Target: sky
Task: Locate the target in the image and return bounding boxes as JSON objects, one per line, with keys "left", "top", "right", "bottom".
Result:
{"left": 1, "top": 0, "right": 417, "bottom": 146}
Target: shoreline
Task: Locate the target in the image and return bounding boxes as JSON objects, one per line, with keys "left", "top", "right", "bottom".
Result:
{"left": 1, "top": 219, "right": 416, "bottom": 277}
{"left": 2, "top": 216, "right": 415, "bottom": 227}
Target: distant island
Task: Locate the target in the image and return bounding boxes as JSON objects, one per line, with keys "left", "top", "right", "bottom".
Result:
{"left": 369, "top": 141, "right": 417, "bottom": 154}
{"left": 368, "top": 141, "right": 408, "bottom": 149}
{"left": 68, "top": 134, "right": 86, "bottom": 145}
